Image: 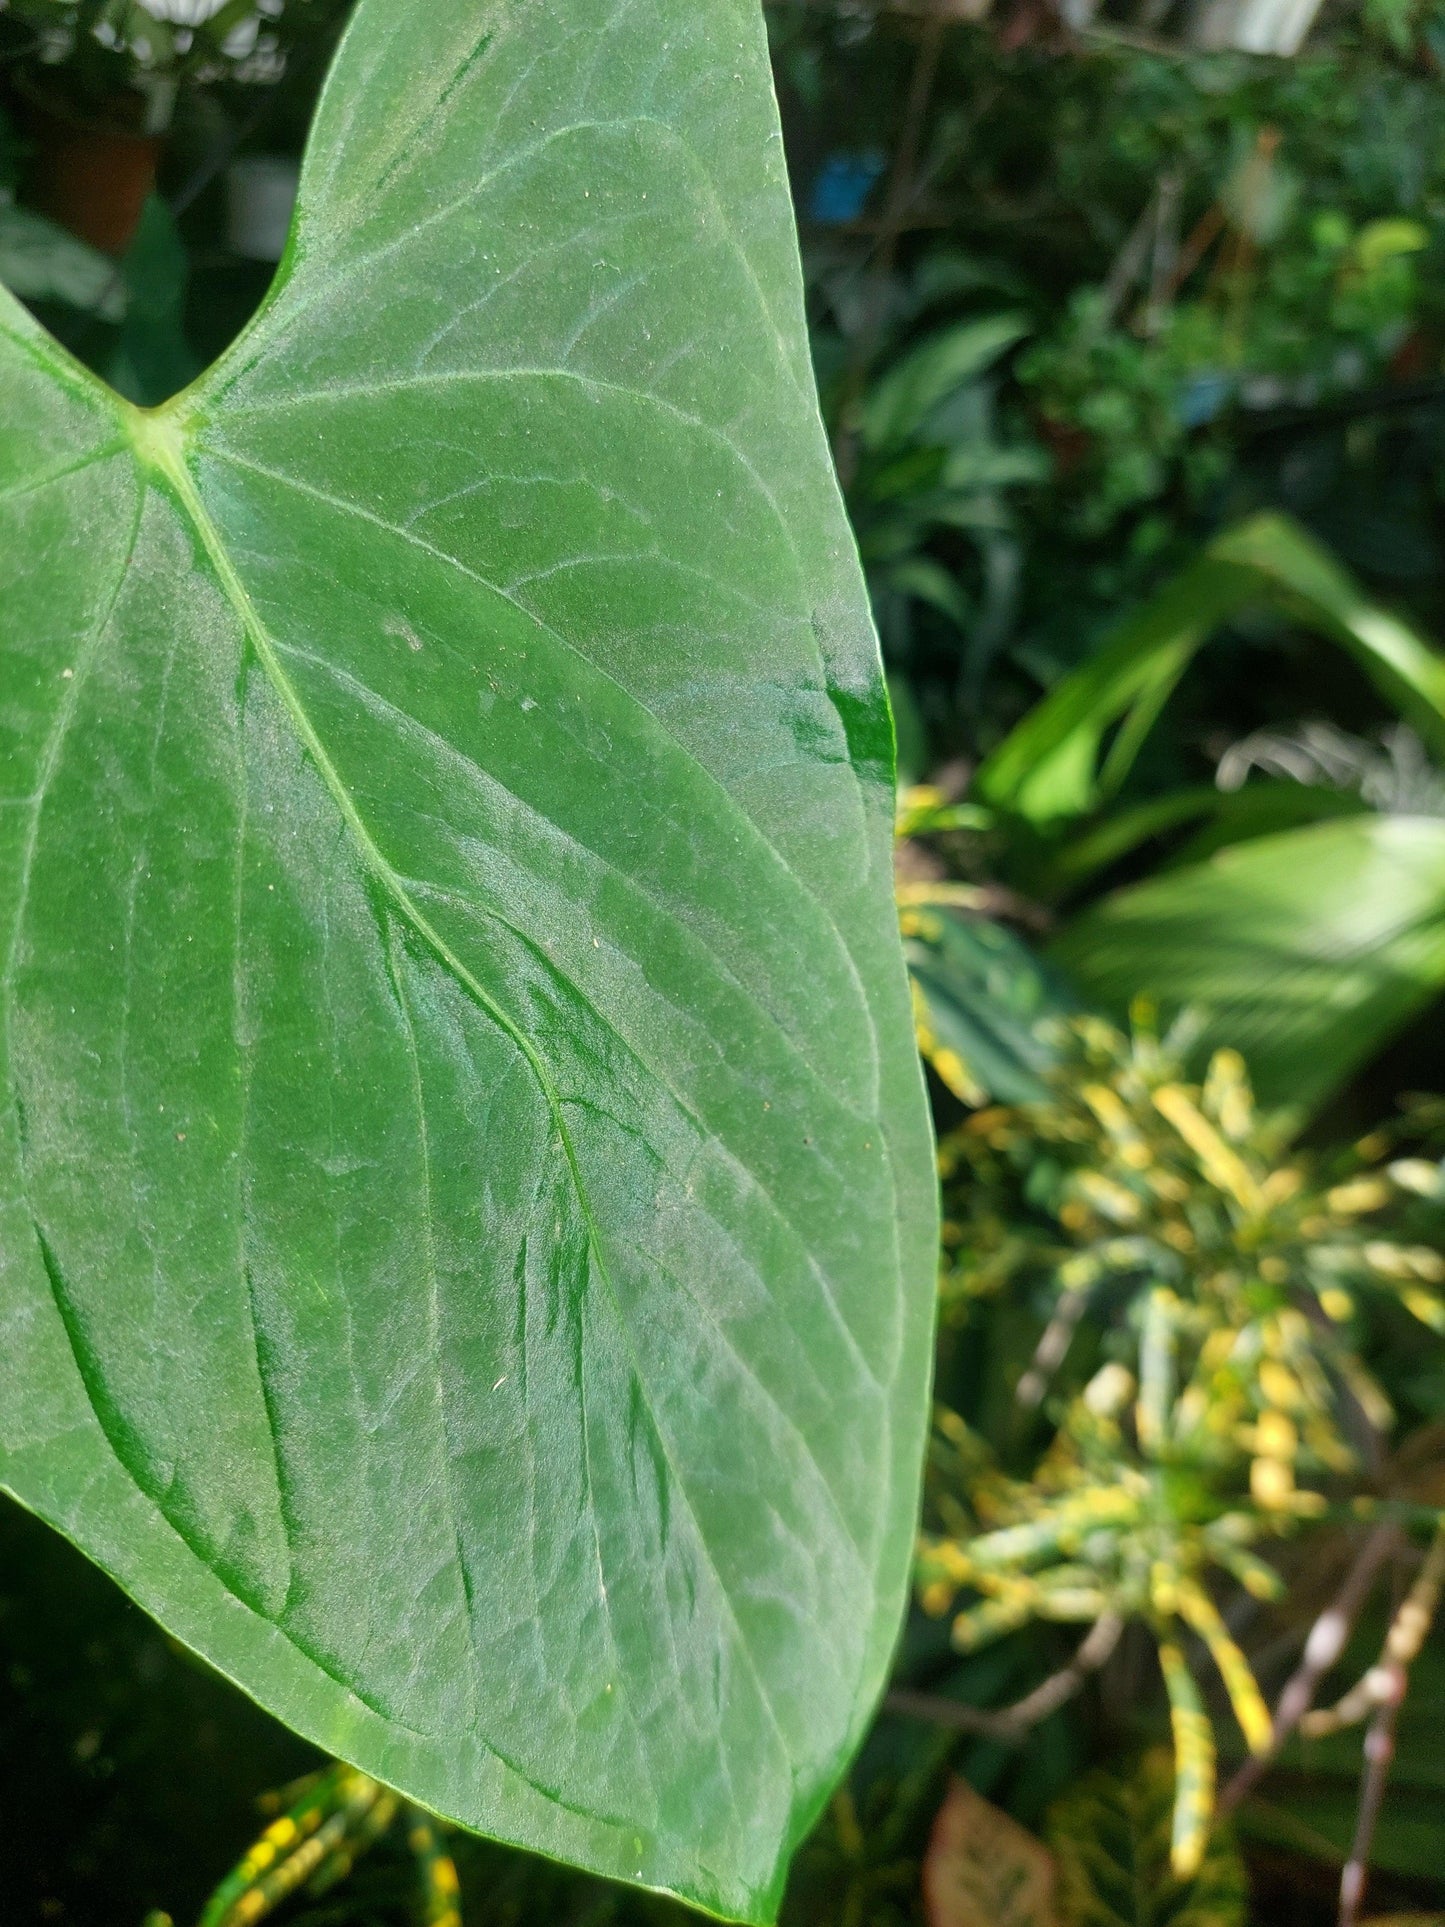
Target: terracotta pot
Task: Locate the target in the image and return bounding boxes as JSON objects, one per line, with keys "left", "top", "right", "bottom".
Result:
{"left": 20, "top": 87, "right": 162, "bottom": 258}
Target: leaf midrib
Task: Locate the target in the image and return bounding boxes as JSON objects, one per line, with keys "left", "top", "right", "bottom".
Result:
{"left": 123, "top": 401, "right": 797, "bottom": 1771}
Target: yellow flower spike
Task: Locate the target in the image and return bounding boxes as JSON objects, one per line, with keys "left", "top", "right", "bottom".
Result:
{"left": 1157, "top": 1638, "right": 1217, "bottom": 1880}
{"left": 1083, "top": 1362, "right": 1135, "bottom": 1417}
{"left": 1035, "top": 1585, "right": 1110, "bottom": 1621}
{"left": 936, "top": 1407, "right": 972, "bottom": 1445}
{"left": 1144, "top": 1166, "right": 1191, "bottom": 1203}
{"left": 1080, "top": 1080, "right": 1142, "bottom": 1141}
{"left": 1362, "top": 1239, "right": 1443, "bottom": 1283}
{"left": 951, "top": 1594, "right": 1036, "bottom": 1651}
{"left": 1335, "top": 1350, "right": 1395, "bottom": 1435}
{"left": 197, "top": 1767, "right": 388, "bottom": 1927}
{"left": 1150, "top": 1560, "right": 1181, "bottom": 1617}
{"left": 1199, "top": 1328, "right": 1237, "bottom": 1374}
{"left": 1326, "top": 1176, "right": 1392, "bottom": 1216}
{"left": 1254, "top": 1408, "right": 1298, "bottom": 1461}
{"left": 1202, "top": 1047, "right": 1254, "bottom": 1143}
{"left": 1152, "top": 1084, "right": 1263, "bottom": 1215}
{"left": 1211, "top": 1543, "right": 1285, "bottom": 1601}
{"left": 406, "top": 1811, "right": 463, "bottom": 1927}
{"left": 1176, "top": 1579, "right": 1273, "bottom": 1755}
{"left": 920, "top": 1579, "right": 954, "bottom": 1618}
{"left": 1250, "top": 1456, "right": 1295, "bottom": 1510}
{"left": 1259, "top": 1165, "right": 1304, "bottom": 1209}
{"left": 1075, "top": 1171, "right": 1144, "bottom": 1225}
{"left": 1258, "top": 1361, "right": 1301, "bottom": 1412}
{"left": 1136, "top": 1288, "right": 1178, "bottom": 1457}
{"left": 1389, "top": 1157, "right": 1442, "bottom": 1199}
{"left": 1401, "top": 1287, "right": 1445, "bottom": 1332}
{"left": 894, "top": 783, "right": 947, "bottom": 839}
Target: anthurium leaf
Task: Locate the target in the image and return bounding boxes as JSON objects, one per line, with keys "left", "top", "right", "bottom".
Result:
{"left": 1052, "top": 816, "right": 1445, "bottom": 1120}
{"left": 0, "top": 1, "right": 936, "bottom": 1919}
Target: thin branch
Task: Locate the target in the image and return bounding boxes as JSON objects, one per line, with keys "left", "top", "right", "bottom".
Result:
{"left": 1338, "top": 1671, "right": 1406, "bottom": 1927}
{"left": 1216, "top": 1523, "right": 1401, "bottom": 1819}
{"left": 1015, "top": 1286, "right": 1091, "bottom": 1409}
{"left": 885, "top": 1611, "right": 1124, "bottom": 1741}
{"left": 1303, "top": 1521, "right": 1445, "bottom": 1737}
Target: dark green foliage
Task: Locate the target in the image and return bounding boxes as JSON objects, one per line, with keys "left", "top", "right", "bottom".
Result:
{"left": 1047, "top": 1751, "right": 1248, "bottom": 1927}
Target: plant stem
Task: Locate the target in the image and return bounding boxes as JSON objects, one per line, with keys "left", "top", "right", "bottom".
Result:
{"left": 885, "top": 1611, "right": 1124, "bottom": 1739}
{"left": 1338, "top": 1673, "right": 1406, "bottom": 1927}
{"left": 1216, "top": 1522, "right": 1400, "bottom": 1819}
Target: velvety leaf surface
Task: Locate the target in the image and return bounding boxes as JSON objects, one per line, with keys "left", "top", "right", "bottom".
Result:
{"left": 0, "top": 2, "right": 936, "bottom": 1919}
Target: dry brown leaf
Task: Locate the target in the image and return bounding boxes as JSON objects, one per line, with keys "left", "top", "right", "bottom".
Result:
{"left": 922, "top": 1776, "right": 1061, "bottom": 1927}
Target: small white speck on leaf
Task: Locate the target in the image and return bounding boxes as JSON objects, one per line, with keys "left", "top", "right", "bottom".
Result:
{"left": 382, "top": 614, "right": 424, "bottom": 652}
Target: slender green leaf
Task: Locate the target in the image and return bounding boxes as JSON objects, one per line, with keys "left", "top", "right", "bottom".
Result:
{"left": 861, "top": 315, "right": 1030, "bottom": 454}
{"left": 0, "top": 2, "right": 936, "bottom": 1918}
{"left": 974, "top": 513, "right": 1445, "bottom": 829}
{"left": 1044, "top": 782, "right": 1367, "bottom": 896}
{"left": 1211, "top": 514, "right": 1445, "bottom": 754}
{"left": 972, "top": 555, "right": 1249, "bottom": 825}
{"left": 1052, "top": 816, "right": 1445, "bottom": 1119}
{"left": 0, "top": 204, "right": 126, "bottom": 321}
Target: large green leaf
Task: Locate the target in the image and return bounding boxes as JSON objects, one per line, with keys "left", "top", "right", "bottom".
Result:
{"left": 1052, "top": 816, "right": 1445, "bottom": 1119}
{"left": 0, "top": 3, "right": 936, "bottom": 1919}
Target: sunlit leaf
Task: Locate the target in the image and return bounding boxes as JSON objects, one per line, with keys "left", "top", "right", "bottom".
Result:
{"left": 1052, "top": 817, "right": 1445, "bottom": 1120}
{"left": 0, "top": 1, "right": 936, "bottom": 1917}
{"left": 975, "top": 513, "right": 1445, "bottom": 829}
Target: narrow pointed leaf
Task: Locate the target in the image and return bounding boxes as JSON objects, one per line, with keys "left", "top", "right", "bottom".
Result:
{"left": 975, "top": 512, "right": 1445, "bottom": 829}
{"left": 0, "top": 3, "right": 936, "bottom": 1919}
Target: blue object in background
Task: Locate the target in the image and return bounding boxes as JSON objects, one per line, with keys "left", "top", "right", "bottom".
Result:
{"left": 809, "top": 152, "right": 887, "bottom": 225}
{"left": 1176, "top": 370, "right": 1233, "bottom": 427}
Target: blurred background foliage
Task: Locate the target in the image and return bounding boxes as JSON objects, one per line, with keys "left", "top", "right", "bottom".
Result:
{"left": 5, "top": 1, "right": 1445, "bottom": 1924}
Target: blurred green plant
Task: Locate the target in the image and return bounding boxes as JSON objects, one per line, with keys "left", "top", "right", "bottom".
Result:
{"left": 807, "top": 258, "right": 1047, "bottom": 688}
{"left": 1046, "top": 1748, "right": 1248, "bottom": 1927}
{"left": 896, "top": 511, "right": 1445, "bottom": 1117}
